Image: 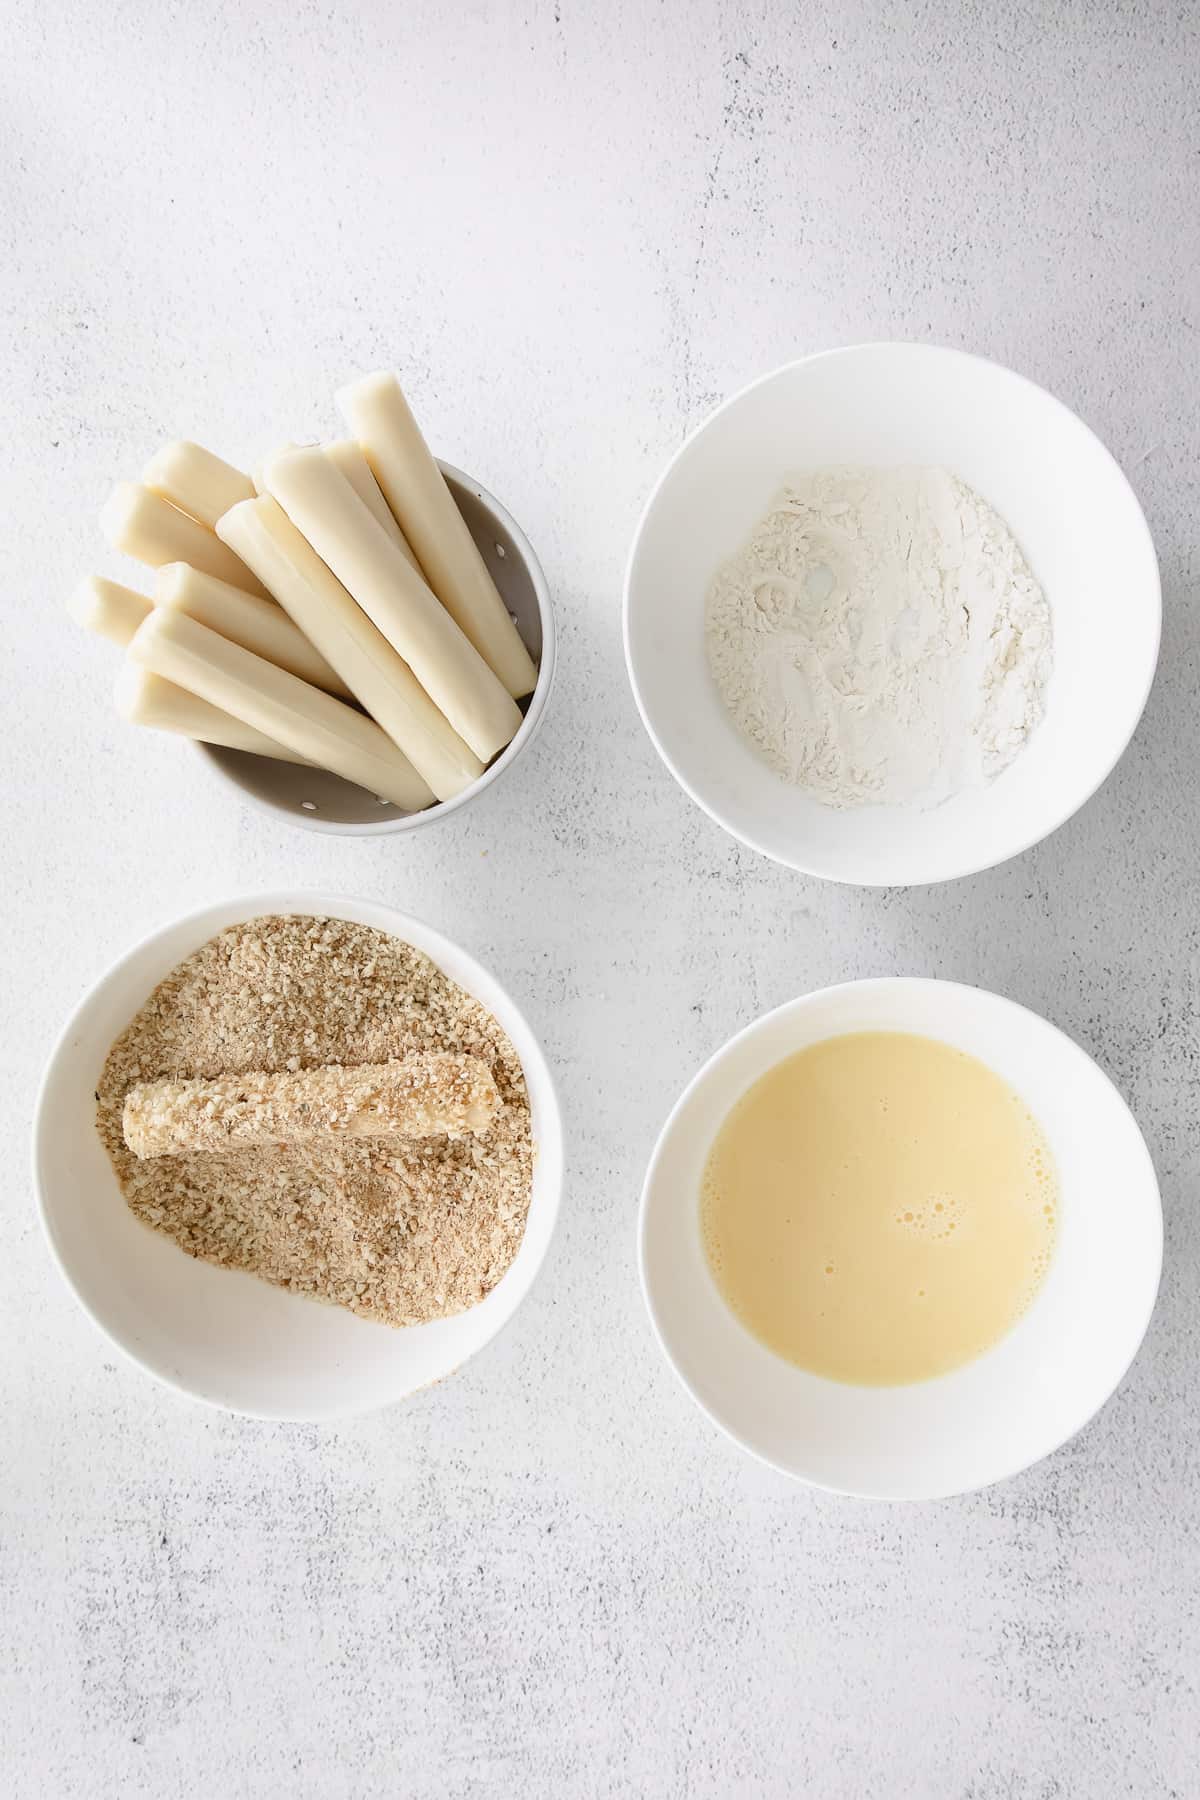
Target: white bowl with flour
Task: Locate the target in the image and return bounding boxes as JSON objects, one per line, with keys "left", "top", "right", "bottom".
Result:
{"left": 33, "top": 893, "right": 563, "bottom": 1420}
{"left": 624, "top": 344, "right": 1161, "bottom": 884}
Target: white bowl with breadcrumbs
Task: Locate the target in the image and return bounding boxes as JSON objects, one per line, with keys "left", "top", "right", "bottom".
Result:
{"left": 33, "top": 893, "right": 563, "bottom": 1419}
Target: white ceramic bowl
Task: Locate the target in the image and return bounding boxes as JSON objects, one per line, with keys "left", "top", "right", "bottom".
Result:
{"left": 640, "top": 978, "right": 1161, "bottom": 1499}
{"left": 624, "top": 344, "right": 1161, "bottom": 885}
{"left": 198, "top": 464, "right": 556, "bottom": 835}
{"left": 33, "top": 892, "right": 563, "bottom": 1419}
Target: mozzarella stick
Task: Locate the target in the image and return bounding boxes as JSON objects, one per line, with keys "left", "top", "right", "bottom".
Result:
{"left": 68, "top": 575, "right": 152, "bottom": 646}
{"left": 338, "top": 371, "right": 537, "bottom": 698}
{"left": 323, "top": 438, "right": 422, "bottom": 572}
{"left": 114, "top": 664, "right": 309, "bottom": 764}
{"left": 70, "top": 576, "right": 304, "bottom": 762}
{"left": 128, "top": 607, "right": 435, "bottom": 811}
{"left": 253, "top": 443, "right": 305, "bottom": 495}
{"left": 101, "top": 481, "right": 271, "bottom": 598}
{"left": 264, "top": 448, "right": 522, "bottom": 762}
{"left": 154, "top": 563, "right": 353, "bottom": 700}
{"left": 218, "top": 497, "right": 483, "bottom": 802}
{"left": 122, "top": 1053, "right": 499, "bottom": 1158}
{"left": 142, "top": 441, "right": 255, "bottom": 530}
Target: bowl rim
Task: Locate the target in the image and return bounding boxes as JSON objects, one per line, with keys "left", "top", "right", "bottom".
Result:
{"left": 637, "top": 974, "right": 1164, "bottom": 1500}
{"left": 196, "top": 460, "right": 557, "bottom": 836}
{"left": 32, "top": 889, "right": 564, "bottom": 1419}
{"left": 622, "top": 340, "right": 1163, "bottom": 887}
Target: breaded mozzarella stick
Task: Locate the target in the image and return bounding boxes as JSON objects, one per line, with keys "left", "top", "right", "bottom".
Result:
{"left": 122, "top": 1053, "right": 499, "bottom": 1157}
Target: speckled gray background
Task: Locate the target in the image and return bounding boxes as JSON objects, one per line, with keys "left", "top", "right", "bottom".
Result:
{"left": 3, "top": 1, "right": 1198, "bottom": 1794}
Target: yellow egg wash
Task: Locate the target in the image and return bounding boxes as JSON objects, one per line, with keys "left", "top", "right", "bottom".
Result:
{"left": 701, "top": 1031, "right": 1058, "bottom": 1386}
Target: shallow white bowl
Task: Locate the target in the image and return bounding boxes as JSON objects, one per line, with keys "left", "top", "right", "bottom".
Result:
{"left": 640, "top": 978, "right": 1161, "bottom": 1499}
{"left": 34, "top": 892, "right": 563, "bottom": 1420}
{"left": 624, "top": 344, "right": 1161, "bottom": 885}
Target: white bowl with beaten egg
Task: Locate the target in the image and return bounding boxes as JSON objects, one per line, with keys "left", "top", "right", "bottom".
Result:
{"left": 33, "top": 892, "right": 563, "bottom": 1419}
{"left": 639, "top": 978, "right": 1161, "bottom": 1499}
{"left": 624, "top": 343, "right": 1161, "bottom": 885}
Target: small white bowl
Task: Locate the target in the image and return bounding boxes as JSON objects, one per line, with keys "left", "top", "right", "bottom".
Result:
{"left": 640, "top": 978, "right": 1161, "bottom": 1499}
{"left": 33, "top": 892, "right": 563, "bottom": 1419}
{"left": 624, "top": 344, "right": 1161, "bottom": 885}
{"left": 198, "top": 464, "right": 556, "bottom": 835}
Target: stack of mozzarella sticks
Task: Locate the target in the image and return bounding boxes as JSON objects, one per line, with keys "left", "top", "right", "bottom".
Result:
{"left": 69, "top": 373, "right": 538, "bottom": 811}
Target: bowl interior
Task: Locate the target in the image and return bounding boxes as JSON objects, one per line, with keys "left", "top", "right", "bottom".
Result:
{"left": 199, "top": 466, "right": 550, "bottom": 832}
{"left": 625, "top": 345, "right": 1160, "bottom": 884}
{"left": 35, "top": 894, "right": 563, "bottom": 1419}
{"left": 640, "top": 979, "right": 1161, "bottom": 1499}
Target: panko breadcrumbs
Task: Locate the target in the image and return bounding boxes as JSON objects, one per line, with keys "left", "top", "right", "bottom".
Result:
{"left": 96, "top": 915, "right": 534, "bottom": 1326}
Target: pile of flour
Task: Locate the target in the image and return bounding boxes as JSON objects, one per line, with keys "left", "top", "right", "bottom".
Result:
{"left": 704, "top": 467, "right": 1052, "bottom": 809}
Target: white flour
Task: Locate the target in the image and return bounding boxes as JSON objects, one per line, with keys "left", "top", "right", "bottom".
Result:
{"left": 704, "top": 467, "right": 1052, "bottom": 809}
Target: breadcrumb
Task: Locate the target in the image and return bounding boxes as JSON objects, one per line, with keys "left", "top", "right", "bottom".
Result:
{"left": 96, "top": 916, "right": 533, "bottom": 1327}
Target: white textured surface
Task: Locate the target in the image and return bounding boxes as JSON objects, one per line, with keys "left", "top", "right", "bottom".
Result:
{"left": 3, "top": 2, "right": 1198, "bottom": 1794}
